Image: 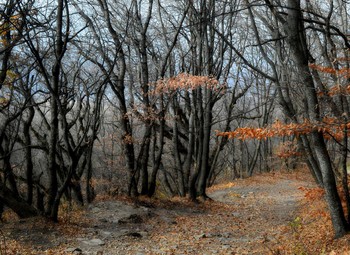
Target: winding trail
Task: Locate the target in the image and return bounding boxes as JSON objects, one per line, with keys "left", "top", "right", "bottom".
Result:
{"left": 2, "top": 171, "right": 316, "bottom": 254}
{"left": 84, "top": 172, "right": 314, "bottom": 255}
{"left": 208, "top": 176, "right": 311, "bottom": 254}
{"left": 211, "top": 178, "right": 303, "bottom": 225}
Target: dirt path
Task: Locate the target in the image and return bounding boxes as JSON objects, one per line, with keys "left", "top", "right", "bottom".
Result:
{"left": 211, "top": 178, "right": 305, "bottom": 228}
{"left": 74, "top": 172, "right": 313, "bottom": 255}
{"left": 208, "top": 176, "right": 312, "bottom": 254}
{"left": 1, "top": 171, "right": 315, "bottom": 255}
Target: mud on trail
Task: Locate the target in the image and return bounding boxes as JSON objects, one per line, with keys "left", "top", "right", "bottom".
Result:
{"left": 1, "top": 171, "right": 316, "bottom": 255}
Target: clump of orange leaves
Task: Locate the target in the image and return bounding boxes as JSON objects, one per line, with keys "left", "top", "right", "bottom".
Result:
{"left": 217, "top": 118, "right": 350, "bottom": 142}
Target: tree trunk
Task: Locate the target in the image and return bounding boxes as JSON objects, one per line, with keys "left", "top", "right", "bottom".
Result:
{"left": 299, "top": 136, "right": 324, "bottom": 186}
{"left": 0, "top": 185, "right": 37, "bottom": 218}
{"left": 313, "top": 132, "right": 348, "bottom": 237}
{"left": 148, "top": 119, "right": 164, "bottom": 197}
{"left": 248, "top": 140, "right": 262, "bottom": 177}
{"left": 172, "top": 98, "right": 185, "bottom": 197}
{"left": 189, "top": 89, "right": 204, "bottom": 201}
{"left": 86, "top": 146, "right": 96, "bottom": 203}
{"left": 139, "top": 126, "right": 152, "bottom": 195}
{"left": 46, "top": 0, "right": 64, "bottom": 219}
{"left": 2, "top": 149, "right": 19, "bottom": 196}
{"left": 197, "top": 89, "right": 212, "bottom": 198}
{"left": 0, "top": 199, "right": 3, "bottom": 219}
{"left": 183, "top": 112, "right": 195, "bottom": 193}
{"left": 23, "top": 102, "right": 35, "bottom": 204}
{"left": 341, "top": 127, "right": 350, "bottom": 223}
{"left": 50, "top": 158, "right": 78, "bottom": 221}
{"left": 284, "top": 0, "right": 348, "bottom": 237}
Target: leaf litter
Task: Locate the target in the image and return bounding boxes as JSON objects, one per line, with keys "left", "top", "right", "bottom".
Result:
{"left": 1, "top": 168, "right": 350, "bottom": 254}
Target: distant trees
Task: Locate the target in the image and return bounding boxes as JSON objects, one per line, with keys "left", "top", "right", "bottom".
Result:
{"left": 0, "top": 0, "right": 106, "bottom": 221}
{"left": 71, "top": 0, "right": 252, "bottom": 201}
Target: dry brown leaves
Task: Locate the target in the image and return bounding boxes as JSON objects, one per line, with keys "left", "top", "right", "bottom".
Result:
{"left": 0, "top": 203, "right": 88, "bottom": 255}
{"left": 278, "top": 184, "right": 350, "bottom": 254}
{"left": 2, "top": 169, "right": 350, "bottom": 254}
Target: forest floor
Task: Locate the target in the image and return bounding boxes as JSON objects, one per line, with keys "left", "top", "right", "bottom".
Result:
{"left": 1, "top": 169, "right": 350, "bottom": 254}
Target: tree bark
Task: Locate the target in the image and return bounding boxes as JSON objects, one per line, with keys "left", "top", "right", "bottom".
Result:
{"left": 284, "top": 0, "right": 348, "bottom": 237}
{"left": 46, "top": 0, "right": 64, "bottom": 220}
{"left": 0, "top": 185, "right": 37, "bottom": 218}
{"left": 197, "top": 89, "right": 213, "bottom": 198}
{"left": 172, "top": 98, "right": 186, "bottom": 197}
{"left": 23, "top": 101, "right": 35, "bottom": 204}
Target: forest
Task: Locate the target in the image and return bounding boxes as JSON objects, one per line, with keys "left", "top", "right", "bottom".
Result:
{"left": 1, "top": 0, "right": 350, "bottom": 250}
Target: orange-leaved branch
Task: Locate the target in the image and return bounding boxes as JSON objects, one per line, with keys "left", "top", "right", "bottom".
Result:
{"left": 149, "top": 73, "right": 226, "bottom": 95}
{"left": 309, "top": 62, "right": 350, "bottom": 97}
{"left": 216, "top": 118, "right": 350, "bottom": 141}
{"left": 309, "top": 63, "right": 350, "bottom": 78}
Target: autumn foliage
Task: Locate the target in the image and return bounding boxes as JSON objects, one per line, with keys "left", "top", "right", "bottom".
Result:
{"left": 275, "top": 141, "right": 302, "bottom": 159}
{"left": 309, "top": 63, "right": 350, "bottom": 79}
{"left": 217, "top": 117, "right": 350, "bottom": 142}
{"left": 149, "top": 73, "right": 225, "bottom": 95}
{"left": 216, "top": 63, "right": 350, "bottom": 143}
